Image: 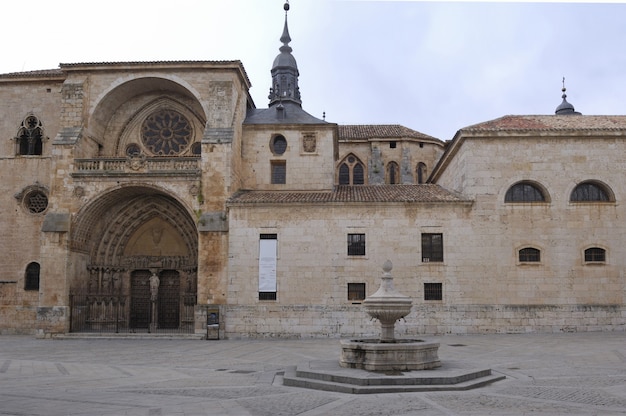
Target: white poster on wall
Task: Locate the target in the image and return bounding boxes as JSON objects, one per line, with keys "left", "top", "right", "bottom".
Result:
{"left": 259, "top": 238, "right": 277, "bottom": 292}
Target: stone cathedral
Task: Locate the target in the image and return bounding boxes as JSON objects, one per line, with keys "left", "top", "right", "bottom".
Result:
{"left": 1, "top": 3, "right": 625, "bottom": 338}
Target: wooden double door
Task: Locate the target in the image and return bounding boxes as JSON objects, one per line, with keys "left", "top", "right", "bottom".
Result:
{"left": 129, "top": 270, "right": 180, "bottom": 330}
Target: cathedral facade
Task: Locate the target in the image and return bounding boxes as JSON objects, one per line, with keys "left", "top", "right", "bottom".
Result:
{"left": 1, "top": 6, "right": 624, "bottom": 338}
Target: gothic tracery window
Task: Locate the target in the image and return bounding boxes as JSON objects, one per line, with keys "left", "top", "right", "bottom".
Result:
{"left": 338, "top": 154, "right": 365, "bottom": 185}
{"left": 16, "top": 114, "right": 44, "bottom": 155}
{"left": 141, "top": 109, "right": 192, "bottom": 156}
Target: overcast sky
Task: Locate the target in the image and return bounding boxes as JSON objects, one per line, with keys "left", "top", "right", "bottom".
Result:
{"left": 3, "top": 0, "right": 625, "bottom": 140}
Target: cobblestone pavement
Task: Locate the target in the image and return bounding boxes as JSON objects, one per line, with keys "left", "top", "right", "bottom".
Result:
{"left": 1, "top": 332, "right": 625, "bottom": 415}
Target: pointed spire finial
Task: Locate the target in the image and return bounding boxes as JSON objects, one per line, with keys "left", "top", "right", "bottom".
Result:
{"left": 280, "top": 1, "right": 292, "bottom": 52}
{"left": 555, "top": 76, "right": 581, "bottom": 115}
{"left": 268, "top": 0, "right": 301, "bottom": 107}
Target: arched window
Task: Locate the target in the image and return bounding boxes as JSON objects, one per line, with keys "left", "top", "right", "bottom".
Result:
{"left": 337, "top": 154, "right": 366, "bottom": 185}
{"left": 570, "top": 181, "right": 612, "bottom": 202}
{"left": 505, "top": 182, "right": 547, "bottom": 202}
{"left": 417, "top": 162, "right": 427, "bottom": 184}
{"left": 16, "top": 114, "right": 44, "bottom": 155}
{"left": 584, "top": 247, "right": 606, "bottom": 262}
{"left": 387, "top": 162, "right": 399, "bottom": 184}
{"left": 518, "top": 247, "right": 541, "bottom": 263}
{"left": 24, "top": 262, "right": 40, "bottom": 291}
{"left": 339, "top": 163, "right": 350, "bottom": 185}
{"left": 353, "top": 163, "right": 364, "bottom": 185}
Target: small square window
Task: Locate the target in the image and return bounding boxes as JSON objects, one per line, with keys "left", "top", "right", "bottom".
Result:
{"left": 424, "top": 283, "right": 442, "bottom": 301}
{"left": 347, "top": 233, "right": 366, "bottom": 256}
{"left": 347, "top": 283, "right": 366, "bottom": 302}
{"left": 389, "top": 141, "right": 397, "bottom": 149}
{"left": 271, "top": 161, "right": 286, "bottom": 184}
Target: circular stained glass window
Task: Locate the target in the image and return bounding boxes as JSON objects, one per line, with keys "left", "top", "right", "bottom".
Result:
{"left": 271, "top": 135, "right": 287, "bottom": 155}
{"left": 141, "top": 110, "right": 192, "bottom": 156}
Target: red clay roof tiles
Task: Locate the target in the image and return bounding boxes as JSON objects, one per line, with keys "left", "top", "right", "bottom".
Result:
{"left": 228, "top": 185, "right": 469, "bottom": 205}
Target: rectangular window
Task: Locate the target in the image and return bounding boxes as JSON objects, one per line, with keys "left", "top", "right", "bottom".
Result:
{"left": 584, "top": 247, "right": 606, "bottom": 262}
{"left": 421, "top": 233, "right": 443, "bottom": 262}
{"left": 519, "top": 248, "right": 541, "bottom": 262}
{"left": 271, "top": 161, "right": 286, "bottom": 184}
{"left": 347, "top": 233, "right": 366, "bottom": 256}
{"left": 347, "top": 283, "right": 366, "bottom": 302}
{"left": 259, "top": 234, "right": 277, "bottom": 300}
{"left": 424, "top": 283, "right": 442, "bottom": 301}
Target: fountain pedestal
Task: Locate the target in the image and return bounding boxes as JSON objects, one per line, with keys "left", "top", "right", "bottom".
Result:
{"left": 339, "top": 260, "right": 440, "bottom": 371}
{"left": 340, "top": 338, "right": 440, "bottom": 371}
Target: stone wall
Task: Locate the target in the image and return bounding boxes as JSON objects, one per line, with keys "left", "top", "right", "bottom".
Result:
{"left": 220, "top": 303, "right": 625, "bottom": 339}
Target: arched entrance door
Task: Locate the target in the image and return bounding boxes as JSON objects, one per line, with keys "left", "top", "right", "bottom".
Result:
{"left": 69, "top": 187, "right": 198, "bottom": 334}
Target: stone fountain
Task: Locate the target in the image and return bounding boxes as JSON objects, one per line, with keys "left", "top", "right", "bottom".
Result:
{"left": 339, "top": 260, "right": 441, "bottom": 371}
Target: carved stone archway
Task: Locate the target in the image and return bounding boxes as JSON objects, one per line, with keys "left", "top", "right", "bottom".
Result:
{"left": 69, "top": 186, "right": 197, "bottom": 333}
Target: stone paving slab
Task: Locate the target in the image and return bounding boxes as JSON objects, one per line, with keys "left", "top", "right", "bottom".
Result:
{"left": 0, "top": 333, "right": 625, "bottom": 415}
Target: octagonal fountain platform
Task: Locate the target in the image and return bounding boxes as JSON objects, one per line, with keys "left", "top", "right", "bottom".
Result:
{"left": 282, "top": 261, "right": 504, "bottom": 393}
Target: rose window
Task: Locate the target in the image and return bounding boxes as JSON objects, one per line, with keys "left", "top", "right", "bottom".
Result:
{"left": 141, "top": 110, "right": 192, "bottom": 156}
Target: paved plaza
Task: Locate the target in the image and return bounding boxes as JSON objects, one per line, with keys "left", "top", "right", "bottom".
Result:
{"left": 1, "top": 332, "right": 625, "bottom": 415}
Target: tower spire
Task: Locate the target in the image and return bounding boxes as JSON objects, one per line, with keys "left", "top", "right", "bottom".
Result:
{"left": 555, "top": 77, "right": 581, "bottom": 115}
{"left": 268, "top": 1, "right": 301, "bottom": 107}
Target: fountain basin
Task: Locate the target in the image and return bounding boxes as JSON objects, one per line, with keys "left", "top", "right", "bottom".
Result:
{"left": 340, "top": 338, "right": 441, "bottom": 371}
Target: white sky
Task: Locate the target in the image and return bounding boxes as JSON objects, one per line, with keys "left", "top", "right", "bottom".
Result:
{"left": 2, "top": 0, "right": 626, "bottom": 140}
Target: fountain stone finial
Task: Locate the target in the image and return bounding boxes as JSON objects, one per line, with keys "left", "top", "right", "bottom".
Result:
{"left": 362, "top": 260, "right": 413, "bottom": 342}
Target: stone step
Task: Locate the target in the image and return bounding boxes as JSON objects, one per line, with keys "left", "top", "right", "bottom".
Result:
{"left": 52, "top": 333, "right": 205, "bottom": 340}
{"left": 282, "top": 361, "right": 506, "bottom": 394}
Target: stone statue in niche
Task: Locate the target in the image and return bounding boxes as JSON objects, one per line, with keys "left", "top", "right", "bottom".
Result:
{"left": 112, "top": 269, "right": 122, "bottom": 293}
{"left": 102, "top": 268, "right": 111, "bottom": 293}
{"left": 149, "top": 272, "right": 160, "bottom": 301}
{"left": 151, "top": 226, "right": 163, "bottom": 245}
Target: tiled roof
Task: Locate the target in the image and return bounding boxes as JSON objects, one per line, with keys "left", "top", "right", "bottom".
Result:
{"left": 245, "top": 102, "right": 327, "bottom": 125}
{"left": 339, "top": 125, "right": 438, "bottom": 141}
{"left": 228, "top": 185, "right": 469, "bottom": 205}
{"left": 0, "top": 60, "right": 251, "bottom": 86}
{"left": 0, "top": 68, "right": 64, "bottom": 79}
{"left": 463, "top": 115, "right": 626, "bottom": 132}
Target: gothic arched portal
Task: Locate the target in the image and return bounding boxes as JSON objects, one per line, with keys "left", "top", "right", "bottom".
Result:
{"left": 69, "top": 186, "right": 198, "bottom": 333}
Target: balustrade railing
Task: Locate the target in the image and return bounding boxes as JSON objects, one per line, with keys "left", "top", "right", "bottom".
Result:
{"left": 73, "top": 157, "right": 200, "bottom": 176}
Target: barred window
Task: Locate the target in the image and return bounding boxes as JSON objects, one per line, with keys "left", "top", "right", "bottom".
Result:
{"left": 347, "top": 283, "right": 366, "bottom": 302}
{"left": 519, "top": 247, "right": 541, "bottom": 262}
{"left": 505, "top": 182, "right": 546, "bottom": 202}
{"left": 424, "top": 283, "right": 442, "bottom": 301}
{"left": 347, "top": 233, "right": 366, "bottom": 256}
{"left": 584, "top": 247, "right": 606, "bottom": 262}
{"left": 570, "top": 182, "right": 611, "bottom": 202}
{"left": 271, "top": 161, "right": 286, "bottom": 184}
{"left": 421, "top": 233, "right": 443, "bottom": 262}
